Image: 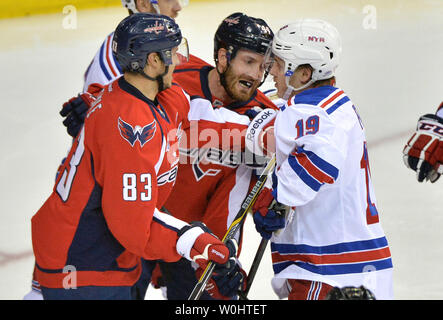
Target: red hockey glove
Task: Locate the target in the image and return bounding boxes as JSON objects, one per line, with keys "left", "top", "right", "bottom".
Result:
{"left": 195, "top": 261, "right": 247, "bottom": 300}
{"left": 60, "top": 83, "right": 104, "bottom": 138}
{"left": 252, "top": 187, "right": 288, "bottom": 240}
{"left": 403, "top": 113, "right": 443, "bottom": 183}
{"left": 176, "top": 222, "right": 235, "bottom": 270}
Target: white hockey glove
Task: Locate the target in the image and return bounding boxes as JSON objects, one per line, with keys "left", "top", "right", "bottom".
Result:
{"left": 243, "top": 108, "right": 277, "bottom": 168}
{"left": 176, "top": 222, "right": 235, "bottom": 270}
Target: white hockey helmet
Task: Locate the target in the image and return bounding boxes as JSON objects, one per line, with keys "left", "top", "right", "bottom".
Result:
{"left": 272, "top": 19, "right": 342, "bottom": 98}
{"left": 121, "top": 0, "right": 189, "bottom": 14}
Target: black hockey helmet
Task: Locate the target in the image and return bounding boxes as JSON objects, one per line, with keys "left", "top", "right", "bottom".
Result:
{"left": 213, "top": 12, "right": 274, "bottom": 63}
{"left": 113, "top": 13, "right": 183, "bottom": 73}
{"left": 325, "top": 286, "right": 376, "bottom": 300}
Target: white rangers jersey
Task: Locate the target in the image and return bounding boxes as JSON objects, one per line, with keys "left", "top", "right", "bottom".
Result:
{"left": 270, "top": 85, "right": 393, "bottom": 299}
{"left": 83, "top": 32, "right": 121, "bottom": 92}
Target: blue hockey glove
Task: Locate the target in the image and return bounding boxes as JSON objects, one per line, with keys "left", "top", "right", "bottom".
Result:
{"left": 252, "top": 187, "right": 287, "bottom": 239}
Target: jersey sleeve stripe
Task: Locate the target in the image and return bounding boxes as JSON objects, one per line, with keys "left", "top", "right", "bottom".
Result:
{"left": 287, "top": 147, "right": 338, "bottom": 191}
{"left": 291, "top": 152, "right": 335, "bottom": 185}
{"left": 297, "top": 147, "right": 339, "bottom": 180}
{"left": 287, "top": 155, "right": 323, "bottom": 191}
{"left": 105, "top": 34, "right": 119, "bottom": 78}
{"left": 319, "top": 89, "right": 344, "bottom": 109}
{"left": 325, "top": 96, "right": 351, "bottom": 115}
{"left": 99, "top": 41, "right": 112, "bottom": 81}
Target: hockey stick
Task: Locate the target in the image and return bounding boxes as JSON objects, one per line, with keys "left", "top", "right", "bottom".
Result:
{"left": 238, "top": 237, "right": 269, "bottom": 300}
{"left": 188, "top": 154, "right": 276, "bottom": 300}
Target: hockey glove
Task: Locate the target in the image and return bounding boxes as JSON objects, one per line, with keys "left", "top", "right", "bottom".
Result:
{"left": 252, "top": 188, "right": 288, "bottom": 240}
{"left": 325, "top": 286, "right": 376, "bottom": 300}
{"left": 403, "top": 113, "right": 443, "bottom": 183}
{"left": 60, "top": 83, "right": 103, "bottom": 138}
{"left": 243, "top": 108, "right": 277, "bottom": 168}
{"left": 176, "top": 222, "right": 235, "bottom": 270}
{"left": 196, "top": 261, "right": 247, "bottom": 300}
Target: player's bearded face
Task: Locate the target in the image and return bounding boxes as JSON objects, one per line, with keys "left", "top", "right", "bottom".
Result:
{"left": 222, "top": 50, "right": 266, "bottom": 102}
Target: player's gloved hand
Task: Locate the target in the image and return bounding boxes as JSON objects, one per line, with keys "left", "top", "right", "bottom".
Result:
{"left": 244, "top": 108, "right": 277, "bottom": 168}
{"left": 60, "top": 83, "right": 104, "bottom": 138}
{"left": 176, "top": 222, "right": 234, "bottom": 270}
{"left": 243, "top": 106, "right": 264, "bottom": 119}
{"left": 252, "top": 187, "right": 288, "bottom": 240}
{"left": 150, "top": 263, "right": 165, "bottom": 289}
{"left": 325, "top": 285, "right": 376, "bottom": 300}
{"left": 196, "top": 259, "right": 247, "bottom": 300}
{"left": 403, "top": 113, "right": 443, "bottom": 183}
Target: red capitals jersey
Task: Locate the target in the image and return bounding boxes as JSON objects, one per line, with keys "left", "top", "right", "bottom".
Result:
{"left": 32, "top": 77, "right": 201, "bottom": 288}
{"left": 163, "top": 55, "right": 277, "bottom": 242}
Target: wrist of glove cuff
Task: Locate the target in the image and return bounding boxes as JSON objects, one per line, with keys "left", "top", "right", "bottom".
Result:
{"left": 176, "top": 222, "right": 233, "bottom": 269}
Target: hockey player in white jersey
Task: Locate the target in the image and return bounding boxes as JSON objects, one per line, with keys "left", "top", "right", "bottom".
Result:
{"left": 250, "top": 19, "right": 394, "bottom": 300}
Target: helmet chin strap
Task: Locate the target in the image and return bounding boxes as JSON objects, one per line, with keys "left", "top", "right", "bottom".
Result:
{"left": 150, "top": 0, "right": 161, "bottom": 14}
{"left": 282, "top": 74, "right": 315, "bottom": 101}
{"left": 139, "top": 65, "right": 170, "bottom": 93}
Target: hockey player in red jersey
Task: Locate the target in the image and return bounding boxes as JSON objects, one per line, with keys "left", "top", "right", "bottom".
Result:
{"left": 403, "top": 101, "right": 443, "bottom": 183}
{"left": 31, "top": 13, "right": 239, "bottom": 300}
{"left": 158, "top": 12, "right": 278, "bottom": 300}
{"left": 24, "top": 0, "right": 190, "bottom": 300}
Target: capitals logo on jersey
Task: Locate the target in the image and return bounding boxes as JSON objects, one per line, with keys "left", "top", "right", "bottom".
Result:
{"left": 118, "top": 117, "right": 156, "bottom": 148}
{"left": 180, "top": 147, "right": 241, "bottom": 181}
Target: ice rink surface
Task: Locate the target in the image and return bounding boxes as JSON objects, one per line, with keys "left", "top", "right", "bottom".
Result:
{"left": 0, "top": 0, "right": 442, "bottom": 300}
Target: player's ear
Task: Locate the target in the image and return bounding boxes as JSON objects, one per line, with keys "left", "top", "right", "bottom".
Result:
{"left": 146, "top": 52, "right": 161, "bottom": 65}
{"left": 216, "top": 48, "right": 229, "bottom": 73}
{"left": 300, "top": 65, "right": 313, "bottom": 84}
{"left": 144, "top": 52, "right": 162, "bottom": 74}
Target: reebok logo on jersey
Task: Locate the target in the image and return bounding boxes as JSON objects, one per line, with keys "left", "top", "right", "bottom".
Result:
{"left": 118, "top": 117, "right": 156, "bottom": 148}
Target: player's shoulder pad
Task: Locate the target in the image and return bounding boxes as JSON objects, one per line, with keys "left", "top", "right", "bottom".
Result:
{"left": 289, "top": 86, "right": 350, "bottom": 115}
{"left": 158, "top": 83, "right": 190, "bottom": 106}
